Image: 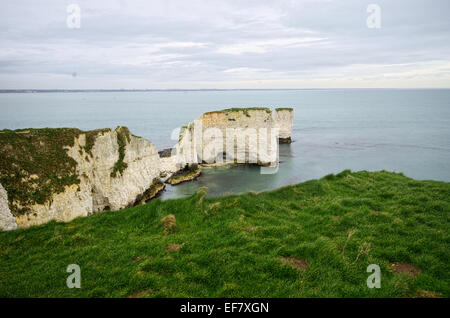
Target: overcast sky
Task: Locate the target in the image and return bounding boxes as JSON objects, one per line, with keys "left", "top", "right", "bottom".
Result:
{"left": 0, "top": 0, "right": 449, "bottom": 89}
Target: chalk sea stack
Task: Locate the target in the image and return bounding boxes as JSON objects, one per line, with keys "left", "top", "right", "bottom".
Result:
{"left": 176, "top": 107, "right": 293, "bottom": 168}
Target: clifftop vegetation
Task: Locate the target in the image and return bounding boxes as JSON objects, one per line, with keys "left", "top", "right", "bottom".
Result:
{"left": 111, "top": 126, "right": 131, "bottom": 177}
{"left": 0, "top": 127, "right": 129, "bottom": 216}
{"left": 204, "top": 107, "right": 272, "bottom": 117}
{"left": 0, "top": 128, "right": 82, "bottom": 216}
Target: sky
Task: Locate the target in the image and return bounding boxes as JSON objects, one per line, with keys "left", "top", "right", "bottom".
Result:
{"left": 0, "top": 0, "right": 449, "bottom": 89}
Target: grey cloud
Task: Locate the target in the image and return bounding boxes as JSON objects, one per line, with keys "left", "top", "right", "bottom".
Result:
{"left": 0, "top": 0, "right": 449, "bottom": 88}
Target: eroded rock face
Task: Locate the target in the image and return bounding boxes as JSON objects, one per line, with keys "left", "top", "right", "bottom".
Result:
{"left": 66, "top": 127, "right": 161, "bottom": 212}
{"left": 9, "top": 127, "right": 162, "bottom": 229}
{"left": 176, "top": 108, "right": 293, "bottom": 167}
{"left": 159, "top": 155, "right": 179, "bottom": 179}
{"left": 0, "top": 184, "right": 17, "bottom": 231}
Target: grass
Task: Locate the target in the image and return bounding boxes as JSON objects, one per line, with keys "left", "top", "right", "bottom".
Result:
{"left": 0, "top": 170, "right": 449, "bottom": 297}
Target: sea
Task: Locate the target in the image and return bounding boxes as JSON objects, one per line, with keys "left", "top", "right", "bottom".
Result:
{"left": 1, "top": 89, "right": 449, "bottom": 199}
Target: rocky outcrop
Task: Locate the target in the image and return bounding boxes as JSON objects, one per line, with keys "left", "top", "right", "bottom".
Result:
{"left": 0, "top": 184, "right": 17, "bottom": 231}
{"left": 166, "top": 164, "right": 201, "bottom": 185}
{"left": 274, "top": 108, "right": 294, "bottom": 143}
{"left": 132, "top": 178, "right": 166, "bottom": 205}
{"left": 1, "top": 127, "right": 163, "bottom": 229}
{"left": 175, "top": 107, "right": 292, "bottom": 168}
{"left": 159, "top": 155, "right": 179, "bottom": 179}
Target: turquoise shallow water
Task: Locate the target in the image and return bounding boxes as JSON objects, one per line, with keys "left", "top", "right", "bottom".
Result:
{"left": 0, "top": 89, "right": 449, "bottom": 199}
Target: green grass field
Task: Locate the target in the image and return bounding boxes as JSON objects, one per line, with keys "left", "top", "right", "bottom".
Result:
{"left": 0, "top": 170, "right": 449, "bottom": 297}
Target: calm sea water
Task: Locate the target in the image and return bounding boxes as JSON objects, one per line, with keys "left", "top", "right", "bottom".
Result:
{"left": 1, "top": 89, "right": 449, "bottom": 199}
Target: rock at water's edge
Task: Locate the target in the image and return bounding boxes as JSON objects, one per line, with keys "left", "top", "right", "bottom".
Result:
{"left": 167, "top": 166, "right": 202, "bottom": 185}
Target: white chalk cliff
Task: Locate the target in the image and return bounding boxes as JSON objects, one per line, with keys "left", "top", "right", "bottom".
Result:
{"left": 2, "top": 127, "right": 162, "bottom": 229}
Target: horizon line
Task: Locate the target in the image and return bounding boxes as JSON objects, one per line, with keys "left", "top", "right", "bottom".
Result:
{"left": 1, "top": 87, "right": 450, "bottom": 93}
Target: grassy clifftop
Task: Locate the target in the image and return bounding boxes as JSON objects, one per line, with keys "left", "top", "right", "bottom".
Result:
{"left": 204, "top": 107, "right": 272, "bottom": 117}
{"left": 0, "top": 170, "right": 449, "bottom": 297}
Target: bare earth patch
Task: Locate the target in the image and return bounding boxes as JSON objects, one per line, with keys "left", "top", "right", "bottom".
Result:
{"left": 244, "top": 226, "right": 259, "bottom": 231}
{"left": 128, "top": 290, "right": 152, "bottom": 298}
{"left": 413, "top": 289, "right": 440, "bottom": 298}
{"left": 132, "top": 256, "right": 142, "bottom": 264}
{"left": 281, "top": 257, "right": 308, "bottom": 270}
{"left": 390, "top": 263, "right": 421, "bottom": 277}
{"left": 332, "top": 215, "right": 341, "bottom": 220}
{"left": 165, "top": 243, "right": 184, "bottom": 251}
{"left": 370, "top": 210, "right": 389, "bottom": 215}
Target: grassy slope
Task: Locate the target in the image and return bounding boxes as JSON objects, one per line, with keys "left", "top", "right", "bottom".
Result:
{"left": 0, "top": 170, "right": 449, "bottom": 297}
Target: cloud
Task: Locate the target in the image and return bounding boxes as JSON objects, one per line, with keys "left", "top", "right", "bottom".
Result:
{"left": 0, "top": 0, "right": 449, "bottom": 88}
{"left": 216, "top": 37, "right": 327, "bottom": 55}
